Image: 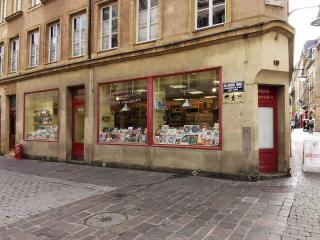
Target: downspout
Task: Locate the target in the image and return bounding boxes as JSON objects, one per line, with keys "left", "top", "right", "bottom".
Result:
{"left": 88, "top": 0, "right": 92, "bottom": 59}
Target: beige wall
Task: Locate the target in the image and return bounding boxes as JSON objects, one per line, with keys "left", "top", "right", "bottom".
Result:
{"left": 10, "top": 28, "right": 292, "bottom": 175}
{"left": 0, "top": 0, "right": 289, "bottom": 79}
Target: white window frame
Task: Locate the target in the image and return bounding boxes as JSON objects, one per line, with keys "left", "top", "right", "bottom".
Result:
{"left": 48, "top": 22, "right": 60, "bottom": 63}
{"left": 0, "top": 0, "right": 7, "bottom": 22}
{"left": 101, "top": 3, "right": 118, "bottom": 51}
{"left": 195, "top": 0, "right": 226, "bottom": 30}
{"left": 31, "top": 0, "right": 40, "bottom": 7}
{"left": 72, "top": 14, "right": 87, "bottom": 58}
{"left": 136, "top": 0, "right": 159, "bottom": 44}
{"left": 0, "top": 43, "right": 4, "bottom": 75}
{"left": 29, "top": 30, "right": 39, "bottom": 68}
{"left": 10, "top": 37, "right": 19, "bottom": 72}
{"left": 13, "top": 0, "right": 21, "bottom": 12}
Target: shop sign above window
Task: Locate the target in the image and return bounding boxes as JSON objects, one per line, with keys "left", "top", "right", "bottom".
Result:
{"left": 265, "top": 0, "right": 285, "bottom": 7}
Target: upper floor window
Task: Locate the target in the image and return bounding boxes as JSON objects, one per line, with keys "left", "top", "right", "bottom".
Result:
{"left": 136, "top": 0, "right": 159, "bottom": 43}
{"left": 13, "top": 0, "right": 21, "bottom": 12}
{"left": 48, "top": 22, "right": 60, "bottom": 63}
{"left": 0, "top": 43, "right": 4, "bottom": 75}
{"left": 10, "top": 37, "right": 19, "bottom": 72}
{"left": 196, "top": 0, "right": 226, "bottom": 29}
{"left": 72, "top": 13, "right": 87, "bottom": 57}
{"left": 31, "top": 0, "right": 40, "bottom": 7}
{"left": 101, "top": 3, "right": 118, "bottom": 51}
{"left": 29, "top": 30, "right": 39, "bottom": 67}
{"left": 0, "top": 0, "right": 7, "bottom": 22}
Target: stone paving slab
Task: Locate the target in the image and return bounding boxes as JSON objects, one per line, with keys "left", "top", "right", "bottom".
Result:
{"left": 0, "top": 169, "right": 114, "bottom": 227}
{"left": 0, "top": 129, "right": 319, "bottom": 240}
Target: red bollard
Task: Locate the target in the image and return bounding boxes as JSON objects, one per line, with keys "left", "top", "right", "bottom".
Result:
{"left": 15, "top": 144, "right": 23, "bottom": 160}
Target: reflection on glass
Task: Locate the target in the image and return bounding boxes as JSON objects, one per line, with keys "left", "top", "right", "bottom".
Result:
{"left": 99, "top": 80, "right": 148, "bottom": 144}
{"left": 25, "top": 90, "right": 59, "bottom": 141}
{"left": 153, "top": 70, "right": 220, "bottom": 146}
{"left": 259, "top": 107, "right": 274, "bottom": 149}
{"left": 74, "top": 106, "right": 85, "bottom": 143}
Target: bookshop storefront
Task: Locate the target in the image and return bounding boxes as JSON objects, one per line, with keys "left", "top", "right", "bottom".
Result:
{"left": 97, "top": 68, "right": 221, "bottom": 148}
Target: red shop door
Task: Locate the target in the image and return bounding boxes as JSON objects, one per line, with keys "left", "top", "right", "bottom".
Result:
{"left": 72, "top": 87, "right": 85, "bottom": 160}
{"left": 258, "top": 87, "right": 278, "bottom": 173}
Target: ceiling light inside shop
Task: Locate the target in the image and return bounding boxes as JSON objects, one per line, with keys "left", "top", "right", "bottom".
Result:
{"left": 214, "top": 81, "right": 220, "bottom": 85}
{"left": 173, "top": 98, "right": 185, "bottom": 101}
{"left": 212, "top": 88, "right": 217, "bottom": 93}
{"left": 204, "top": 96, "right": 217, "bottom": 99}
{"left": 188, "top": 91, "right": 204, "bottom": 95}
{"left": 170, "top": 85, "right": 186, "bottom": 89}
{"left": 121, "top": 104, "right": 131, "bottom": 112}
{"left": 136, "top": 89, "right": 147, "bottom": 93}
{"left": 116, "top": 97, "right": 120, "bottom": 101}
{"left": 182, "top": 99, "right": 191, "bottom": 108}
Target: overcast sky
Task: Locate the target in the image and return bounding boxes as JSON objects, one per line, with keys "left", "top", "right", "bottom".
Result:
{"left": 289, "top": 0, "right": 320, "bottom": 64}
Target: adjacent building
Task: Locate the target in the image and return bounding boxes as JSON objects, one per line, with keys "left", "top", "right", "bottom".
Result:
{"left": 0, "top": 0, "right": 294, "bottom": 177}
{"left": 290, "top": 39, "right": 320, "bottom": 130}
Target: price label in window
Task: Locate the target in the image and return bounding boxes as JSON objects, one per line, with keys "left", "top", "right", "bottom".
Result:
{"left": 265, "top": 0, "right": 285, "bottom": 7}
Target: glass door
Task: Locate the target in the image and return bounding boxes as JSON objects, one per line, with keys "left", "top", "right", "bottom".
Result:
{"left": 72, "top": 87, "right": 85, "bottom": 160}
{"left": 258, "top": 87, "right": 278, "bottom": 173}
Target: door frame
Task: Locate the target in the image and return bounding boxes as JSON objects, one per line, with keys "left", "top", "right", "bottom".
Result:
{"left": 258, "top": 87, "right": 278, "bottom": 173}
{"left": 71, "top": 87, "right": 85, "bottom": 160}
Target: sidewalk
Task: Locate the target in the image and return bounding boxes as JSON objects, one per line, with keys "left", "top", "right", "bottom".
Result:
{"left": 0, "top": 130, "right": 318, "bottom": 240}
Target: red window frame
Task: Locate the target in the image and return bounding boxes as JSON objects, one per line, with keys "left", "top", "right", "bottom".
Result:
{"left": 23, "top": 88, "right": 60, "bottom": 142}
{"left": 97, "top": 67, "right": 223, "bottom": 150}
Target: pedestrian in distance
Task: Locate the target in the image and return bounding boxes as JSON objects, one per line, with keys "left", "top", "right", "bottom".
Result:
{"left": 308, "top": 116, "right": 314, "bottom": 134}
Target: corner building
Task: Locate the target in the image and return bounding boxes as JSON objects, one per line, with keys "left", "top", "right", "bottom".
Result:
{"left": 0, "top": 0, "right": 294, "bottom": 177}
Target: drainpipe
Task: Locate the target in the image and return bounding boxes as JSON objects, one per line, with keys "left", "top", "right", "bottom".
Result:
{"left": 88, "top": 0, "right": 92, "bottom": 59}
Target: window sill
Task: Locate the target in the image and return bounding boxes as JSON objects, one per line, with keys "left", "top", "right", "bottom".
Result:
{"left": 27, "top": 65, "right": 39, "bottom": 70}
{"left": 134, "top": 38, "right": 159, "bottom": 46}
{"left": 40, "top": 0, "right": 55, "bottom": 4}
{"left": 152, "top": 144, "right": 221, "bottom": 150}
{"left": 0, "top": 20, "right": 5, "bottom": 26}
{"left": 5, "top": 11, "right": 23, "bottom": 22}
{"left": 96, "top": 142, "right": 221, "bottom": 150}
{"left": 193, "top": 22, "right": 225, "bottom": 33}
{"left": 97, "top": 142, "right": 148, "bottom": 147}
{"left": 28, "top": 4, "right": 42, "bottom": 13}
{"left": 98, "top": 47, "right": 118, "bottom": 54}
{"left": 24, "top": 139, "right": 58, "bottom": 143}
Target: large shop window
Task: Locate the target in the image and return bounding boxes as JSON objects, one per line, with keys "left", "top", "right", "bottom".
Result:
{"left": 196, "top": 0, "right": 226, "bottom": 29}
{"left": 24, "top": 90, "right": 59, "bottom": 141}
{"left": 153, "top": 70, "right": 220, "bottom": 146}
{"left": 99, "top": 80, "right": 148, "bottom": 144}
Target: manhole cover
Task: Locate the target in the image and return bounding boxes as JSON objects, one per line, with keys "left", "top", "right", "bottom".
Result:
{"left": 84, "top": 212, "right": 127, "bottom": 229}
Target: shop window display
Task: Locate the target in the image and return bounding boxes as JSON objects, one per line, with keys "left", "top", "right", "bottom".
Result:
{"left": 153, "top": 70, "right": 220, "bottom": 146}
{"left": 99, "top": 80, "right": 148, "bottom": 144}
{"left": 24, "top": 90, "right": 59, "bottom": 141}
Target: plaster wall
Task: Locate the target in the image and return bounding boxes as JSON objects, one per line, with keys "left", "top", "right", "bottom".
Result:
{"left": 13, "top": 30, "right": 291, "bottom": 175}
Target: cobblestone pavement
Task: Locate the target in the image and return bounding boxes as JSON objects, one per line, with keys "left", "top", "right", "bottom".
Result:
{"left": 0, "top": 129, "right": 318, "bottom": 240}
{"left": 0, "top": 169, "right": 114, "bottom": 227}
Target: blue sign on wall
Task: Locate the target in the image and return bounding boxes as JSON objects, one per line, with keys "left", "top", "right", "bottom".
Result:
{"left": 223, "top": 81, "right": 244, "bottom": 93}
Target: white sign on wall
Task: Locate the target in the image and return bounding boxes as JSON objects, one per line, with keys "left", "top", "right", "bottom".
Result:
{"left": 303, "top": 139, "right": 320, "bottom": 172}
{"left": 265, "top": 0, "right": 285, "bottom": 7}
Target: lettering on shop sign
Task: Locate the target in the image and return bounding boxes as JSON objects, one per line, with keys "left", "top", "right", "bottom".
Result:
{"left": 265, "top": 0, "right": 285, "bottom": 7}
{"left": 223, "top": 81, "right": 245, "bottom": 104}
{"left": 106, "top": 89, "right": 144, "bottom": 105}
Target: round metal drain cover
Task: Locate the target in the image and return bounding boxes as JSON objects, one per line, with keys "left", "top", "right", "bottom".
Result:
{"left": 84, "top": 212, "right": 127, "bottom": 229}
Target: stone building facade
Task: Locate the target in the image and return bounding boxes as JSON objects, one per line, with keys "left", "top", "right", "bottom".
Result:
{"left": 0, "top": 0, "right": 294, "bottom": 177}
